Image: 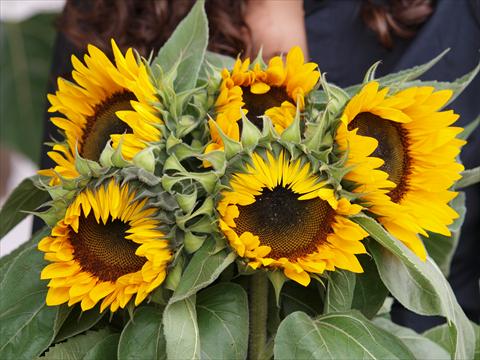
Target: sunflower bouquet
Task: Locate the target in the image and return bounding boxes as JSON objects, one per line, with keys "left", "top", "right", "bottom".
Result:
{"left": 1, "top": 1, "right": 479, "bottom": 359}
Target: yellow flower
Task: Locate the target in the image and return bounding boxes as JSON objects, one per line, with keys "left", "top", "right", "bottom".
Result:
{"left": 38, "top": 180, "right": 172, "bottom": 312}
{"left": 205, "top": 47, "right": 319, "bottom": 156}
{"left": 337, "top": 81, "right": 465, "bottom": 260}
{"left": 39, "top": 40, "right": 162, "bottom": 184}
{"left": 218, "top": 150, "right": 368, "bottom": 286}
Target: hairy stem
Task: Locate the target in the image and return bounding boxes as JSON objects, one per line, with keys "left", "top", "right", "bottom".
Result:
{"left": 248, "top": 271, "right": 268, "bottom": 360}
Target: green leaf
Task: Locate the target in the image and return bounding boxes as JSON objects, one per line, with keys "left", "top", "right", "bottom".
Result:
{"left": 83, "top": 333, "right": 120, "bottom": 360}
{"left": 396, "top": 57, "right": 480, "bottom": 105}
{"left": 274, "top": 311, "right": 414, "bottom": 359}
{"left": 458, "top": 114, "right": 479, "bottom": 140}
{"left": 455, "top": 167, "right": 480, "bottom": 189}
{"left": 280, "top": 281, "right": 324, "bottom": 318}
{"left": 424, "top": 321, "right": 480, "bottom": 359}
{"left": 324, "top": 270, "right": 356, "bottom": 313}
{"left": 170, "top": 237, "right": 236, "bottom": 303}
{"left": 118, "top": 306, "right": 166, "bottom": 360}
{"left": 0, "top": 238, "right": 68, "bottom": 358}
{"left": 422, "top": 192, "right": 466, "bottom": 276}
{"left": 362, "top": 61, "right": 382, "bottom": 83}
{"left": 351, "top": 254, "right": 389, "bottom": 318}
{"left": 196, "top": 283, "right": 248, "bottom": 360}
{"left": 153, "top": 0, "right": 208, "bottom": 91}
{"left": 373, "top": 317, "right": 450, "bottom": 360}
{"left": 346, "top": 50, "right": 449, "bottom": 95}
{"left": 163, "top": 296, "right": 200, "bottom": 360}
{"left": 0, "top": 175, "right": 49, "bottom": 239}
{"left": 55, "top": 305, "right": 105, "bottom": 343}
{"left": 43, "top": 328, "right": 118, "bottom": 359}
{"left": 204, "top": 51, "right": 235, "bottom": 70}
{"left": 0, "top": 14, "right": 56, "bottom": 161}
{"left": 353, "top": 216, "right": 475, "bottom": 359}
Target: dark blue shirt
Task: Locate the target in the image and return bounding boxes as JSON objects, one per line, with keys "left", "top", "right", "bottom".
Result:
{"left": 305, "top": 0, "right": 480, "bottom": 329}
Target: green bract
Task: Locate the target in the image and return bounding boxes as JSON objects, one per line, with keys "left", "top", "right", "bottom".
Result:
{"left": 0, "top": 1, "right": 479, "bottom": 359}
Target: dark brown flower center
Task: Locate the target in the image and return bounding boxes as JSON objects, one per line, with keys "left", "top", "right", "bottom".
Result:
{"left": 70, "top": 213, "right": 146, "bottom": 282}
{"left": 348, "top": 112, "right": 410, "bottom": 202}
{"left": 234, "top": 186, "right": 334, "bottom": 260}
{"left": 80, "top": 91, "right": 135, "bottom": 161}
{"left": 241, "top": 86, "right": 291, "bottom": 128}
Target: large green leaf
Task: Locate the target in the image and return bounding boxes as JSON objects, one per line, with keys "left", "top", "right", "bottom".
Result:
{"left": 163, "top": 296, "right": 200, "bottom": 359}
{"left": 274, "top": 311, "right": 414, "bottom": 359}
{"left": 0, "top": 175, "right": 49, "bottom": 239}
{"left": 397, "top": 59, "right": 480, "bottom": 106}
{"left": 373, "top": 317, "right": 450, "bottom": 360}
{"left": 324, "top": 270, "right": 356, "bottom": 313}
{"left": 424, "top": 322, "right": 480, "bottom": 360}
{"left": 458, "top": 114, "right": 479, "bottom": 141}
{"left": 351, "top": 253, "right": 389, "bottom": 319}
{"left": 55, "top": 305, "right": 105, "bottom": 343}
{"left": 0, "top": 14, "right": 56, "bottom": 161}
{"left": 422, "top": 192, "right": 466, "bottom": 276}
{"left": 0, "top": 237, "right": 70, "bottom": 358}
{"left": 118, "top": 306, "right": 166, "bottom": 360}
{"left": 346, "top": 50, "right": 449, "bottom": 95}
{"left": 196, "top": 283, "right": 248, "bottom": 360}
{"left": 354, "top": 215, "right": 475, "bottom": 359}
{"left": 153, "top": 0, "right": 208, "bottom": 91}
{"left": 280, "top": 281, "right": 324, "bottom": 318}
{"left": 455, "top": 167, "right": 480, "bottom": 190}
{"left": 43, "top": 328, "right": 119, "bottom": 359}
{"left": 170, "top": 237, "right": 236, "bottom": 303}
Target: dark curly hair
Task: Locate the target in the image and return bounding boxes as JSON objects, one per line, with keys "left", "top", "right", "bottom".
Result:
{"left": 58, "top": 0, "right": 434, "bottom": 57}
{"left": 59, "top": 0, "right": 252, "bottom": 57}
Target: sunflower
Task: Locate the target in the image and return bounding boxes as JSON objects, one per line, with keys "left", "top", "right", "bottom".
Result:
{"left": 205, "top": 47, "right": 320, "bottom": 155}
{"left": 38, "top": 40, "right": 162, "bottom": 183}
{"left": 337, "top": 81, "right": 465, "bottom": 260}
{"left": 217, "top": 150, "right": 368, "bottom": 286}
{"left": 38, "top": 180, "right": 172, "bottom": 312}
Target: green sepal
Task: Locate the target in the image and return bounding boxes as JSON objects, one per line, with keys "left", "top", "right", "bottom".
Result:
{"left": 183, "top": 231, "right": 207, "bottom": 253}
{"left": 196, "top": 150, "right": 227, "bottom": 173}
{"left": 132, "top": 146, "right": 156, "bottom": 173}
{"left": 303, "top": 110, "right": 329, "bottom": 152}
{"left": 210, "top": 118, "right": 242, "bottom": 160}
{"left": 99, "top": 141, "right": 115, "bottom": 168}
{"left": 320, "top": 73, "right": 350, "bottom": 114}
{"left": 252, "top": 46, "right": 267, "bottom": 68}
{"left": 240, "top": 110, "right": 262, "bottom": 150}
{"left": 29, "top": 201, "right": 68, "bottom": 227}
{"left": 260, "top": 117, "right": 281, "bottom": 144}
{"left": 267, "top": 270, "right": 287, "bottom": 306}
{"left": 363, "top": 61, "right": 382, "bottom": 83}
{"left": 175, "top": 189, "right": 198, "bottom": 214}
{"left": 74, "top": 147, "right": 105, "bottom": 178}
{"left": 176, "top": 197, "right": 215, "bottom": 230}
{"left": 164, "top": 254, "right": 186, "bottom": 291}
{"left": 111, "top": 140, "right": 131, "bottom": 168}
{"left": 164, "top": 154, "right": 187, "bottom": 173}
{"left": 280, "top": 104, "right": 301, "bottom": 143}
{"left": 119, "top": 167, "right": 161, "bottom": 187}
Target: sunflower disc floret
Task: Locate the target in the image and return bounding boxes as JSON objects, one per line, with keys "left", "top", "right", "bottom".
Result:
{"left": 337, "top": 81, "right": 465, "bottom": 260}
{"left": 217, "top": 149, "right": 368, "bottom": 286}
{"left": 205, "top": 47, "right": 320, "bottom": 155}
{"left": 38, "top": 180, "right": 172, "bottom": 312}
{"left": 39, "top": 40, "right": 162, "bottom": 183}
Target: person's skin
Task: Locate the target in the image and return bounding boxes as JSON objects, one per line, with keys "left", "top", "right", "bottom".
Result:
{"left": 245, "top": 0, "right": 308, "bottom": 59}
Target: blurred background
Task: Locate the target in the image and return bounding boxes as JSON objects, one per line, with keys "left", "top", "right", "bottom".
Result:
{"left": 0, "top": 0, "right": 64, "bottom": 254}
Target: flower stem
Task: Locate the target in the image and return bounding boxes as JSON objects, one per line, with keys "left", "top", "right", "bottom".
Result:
{"left": 248, "top": 271, "right": 268, "bottom": 360}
